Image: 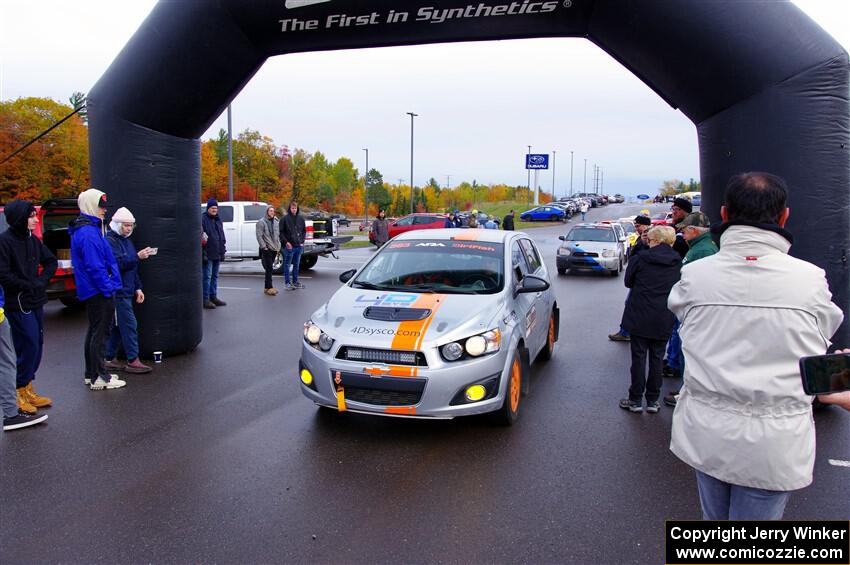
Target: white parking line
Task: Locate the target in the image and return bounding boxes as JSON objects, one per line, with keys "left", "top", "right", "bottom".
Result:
{"left": 217, "top": 286, "right": 251, "bottom": 290}
{"left": 828, "top": 459, "right": 850, "bottom": 468}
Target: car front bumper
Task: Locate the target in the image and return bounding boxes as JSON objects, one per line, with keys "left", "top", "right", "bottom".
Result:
{"left": 556, "top": 254, "right": 618, "bottom": 272}
{"left": 299, "top": 340, "right": 513, "bottom": 419}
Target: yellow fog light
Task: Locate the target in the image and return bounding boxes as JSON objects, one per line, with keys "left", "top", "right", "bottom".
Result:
{"left": 300, "top": 369, "right": 314, "bottom": 386}
{"left": 465, "top": 384, "right": 486, "bottom": 402}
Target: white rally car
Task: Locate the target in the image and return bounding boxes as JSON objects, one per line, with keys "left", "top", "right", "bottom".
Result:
{"left": 299, "top": 229, "right": 559, "bottom": 424}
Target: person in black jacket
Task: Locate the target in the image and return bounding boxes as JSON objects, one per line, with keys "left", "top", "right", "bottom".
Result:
{"left": 670, "top": 197, "right": 692, "bottom": 258}
{"left": 502, "top": 210, "right": 515, "bottom": 231}
{"left": 619, "top": 225, "right": 682, "bottom": 413}
{"left": 280, "top": 200, "right": 306, "bottom": 290}
{"left": 202, "top": 198, "right": 227, "bottom": 309}
{"left": 608, "top": 214, "right": 654, "bottom": 342}
{"left": 0, "top": 200, "right": 57, "bottom": 414}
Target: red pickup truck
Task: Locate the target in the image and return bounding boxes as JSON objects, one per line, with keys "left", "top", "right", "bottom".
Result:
{"left": 0, "top": 198, "right": 80, "bottom": 306}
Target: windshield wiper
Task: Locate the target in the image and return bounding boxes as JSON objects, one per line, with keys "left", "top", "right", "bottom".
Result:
{"left": 352, "top": 281, "right": 390, "bottom": 290}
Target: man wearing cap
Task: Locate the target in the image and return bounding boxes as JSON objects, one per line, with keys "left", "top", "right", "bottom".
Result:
{"left": 0, "top": 200, "right": 57, "bottom": 413}
{"left": 670, "top": 197, "right": 693, "bottom": 258}
{"left": 608, "top": 214, "right": 653, "bottom": 342}
{"left": 70, "top": 189, "right": 125, "bottom": 390}
{"left": 202, "top": 198, "right": 227, "bottom": 309}
{"left": 663, "top": 211, "right": 718, "bottom": 406}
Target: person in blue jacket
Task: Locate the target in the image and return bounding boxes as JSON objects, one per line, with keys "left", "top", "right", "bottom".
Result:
{"left": 104, "top": 207, "right": 154, "bottom": 374}
{"left": 70, "top": 189, "right": 125, "bottom": 391}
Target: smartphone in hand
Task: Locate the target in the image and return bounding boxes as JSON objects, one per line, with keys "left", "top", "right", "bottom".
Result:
{"left": 799, "top": 352, "right": 850, "bottom": 395}
{"left": 148, "top": 247, "right": 158, "bottom": 255}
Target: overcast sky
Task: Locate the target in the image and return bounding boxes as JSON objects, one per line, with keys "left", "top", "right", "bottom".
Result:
{"left": 1, "top": 1, "right": 848, "bottom": 197}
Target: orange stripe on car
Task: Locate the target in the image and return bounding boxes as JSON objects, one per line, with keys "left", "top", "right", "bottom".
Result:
{"left": 391, "top": 294, "right": 445, "bottom": 351}
{"left": 384, "top": 406, "right": 416, "bottom": 416}
{"left": 451, "top": 232, "right": 480, "bottom": 241}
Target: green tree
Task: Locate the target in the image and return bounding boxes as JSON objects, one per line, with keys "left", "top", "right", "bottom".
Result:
{"left": 366, "top": 168, "right": 390, "bottom": 210}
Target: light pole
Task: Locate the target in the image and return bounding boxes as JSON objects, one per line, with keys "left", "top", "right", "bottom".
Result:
{"left": 527, "top": 145, "right": 531, "bottom": 206}
{"left": 583, "top": 158, "right": 587, "bottom": 192}
{"left": 406, "top": 112, "right": 418, "bottom": 213}
{"left": 569, "top": 150, "right": 574, "bottom": 196}
{"left": 552, "top": 150, "right": 556, "bottom": 200}
{"left": 227, "top": 104, "right": 234, "bottom": 201}
{"left": 362, "top": 148, "right": 368, "bottom": 223}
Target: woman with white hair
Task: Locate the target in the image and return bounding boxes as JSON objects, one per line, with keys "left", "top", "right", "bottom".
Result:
{"left": 104, "top": 207, "right": 155, "bottom": 374}
{"left": 618, "top": 225, "right": 682, "bottom": 413}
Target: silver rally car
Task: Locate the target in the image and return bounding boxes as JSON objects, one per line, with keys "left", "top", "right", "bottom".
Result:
{"left": 299, "top": 229, "right": 559, "bottom": 424}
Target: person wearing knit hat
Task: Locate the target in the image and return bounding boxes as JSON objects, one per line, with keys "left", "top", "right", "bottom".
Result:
{"left": 670, "top": 197, "right": 692, "bottom": 259}
{"left": 104, "top": 207, "right": 155, "bottom": 374}
{"left": 202, "top": 198, "right": 227, "bottom": 308}
{"left": 672, "top": 197, "right": 693, "bottom": 215}
{"left": 70, "top": 189, "right": 126, "bottom": 390}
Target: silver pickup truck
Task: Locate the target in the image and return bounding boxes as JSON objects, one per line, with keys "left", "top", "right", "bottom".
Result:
{"left": 201, "top": 201, "right": 352, "bottom": 270}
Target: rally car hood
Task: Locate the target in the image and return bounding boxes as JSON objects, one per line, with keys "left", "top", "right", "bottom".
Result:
{"left": 311, "top": 285, "right": 505, "bottom": 350}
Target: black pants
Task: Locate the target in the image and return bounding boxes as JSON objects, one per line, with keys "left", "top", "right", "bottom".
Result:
{"left": 84, "top": 294, "right": 115, "bottom": 380}
{"left": 629, "top": 335, "right": 665, "bottom": 403}
{"left": 260, "top": 249, "right": 277, "bottom": 289}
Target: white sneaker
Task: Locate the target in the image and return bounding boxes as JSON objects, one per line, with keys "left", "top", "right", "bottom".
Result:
{"left": 90, "top": 375, "right": 127, "bottom": 390}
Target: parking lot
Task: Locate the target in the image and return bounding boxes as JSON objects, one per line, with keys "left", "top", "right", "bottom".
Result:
{"left": 1, "top": 203, "right": 847, "bottom": 564}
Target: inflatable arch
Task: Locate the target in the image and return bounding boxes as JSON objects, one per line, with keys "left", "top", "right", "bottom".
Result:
{"left": 88, "top": 0, "right": 849, "bottom": 354}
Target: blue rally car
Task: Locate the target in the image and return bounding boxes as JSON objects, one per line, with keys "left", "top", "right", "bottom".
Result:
{"left": 519, "top": 206, "right": 566, "bottom": 222}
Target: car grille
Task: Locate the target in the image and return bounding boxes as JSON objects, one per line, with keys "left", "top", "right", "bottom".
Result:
{"left": 337, "top": 346, "right": 427, "bottom": 367}
{"left": 572, "top": 251, "right": 599, "bottom": 257}
{"left": 344, "top": 387, "right": 422, "bottom": 406}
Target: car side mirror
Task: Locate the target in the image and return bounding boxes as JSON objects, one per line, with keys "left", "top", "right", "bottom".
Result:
{"left": 515, "top": 274, "right": 550, "bottom": 296}
{"left": 339, "top": 269, "right": 356, "bottom": 284}
{"left": 558, "top": 235, "right": 566, "bottom": 241}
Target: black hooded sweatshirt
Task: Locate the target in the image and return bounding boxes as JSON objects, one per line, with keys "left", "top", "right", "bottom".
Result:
{"left": 0, "top": 200, "right": 57, "bottom": 311}
{"left": 620, "top": 243, "right": 682, "bottom": 340}
{"left": 280, "top": 204, "right": 306, "bottom": 247}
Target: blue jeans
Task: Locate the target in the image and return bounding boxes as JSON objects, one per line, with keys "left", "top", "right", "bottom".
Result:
{"left": 696, "top": 470, "right": 790, "bottom": 520}
{"left": 666, "top": 318, "right": 682, "bottom": 370}
{"left": 581, "top": 212, "right": 587, "bottom": 221}
{"left": 203, "top": 259, "right": 220, "bottom": 301}
{"left": 283, "top": 246, "right": 303, "bottom": 284}
{"left": 106, "top": 295, "right": 139, "bottom": 361}
{"left": 7, "top": 307, "right": 44, "bottom": 389}
{"left": 0, "top": 319, "right": 19, "bottom": 418}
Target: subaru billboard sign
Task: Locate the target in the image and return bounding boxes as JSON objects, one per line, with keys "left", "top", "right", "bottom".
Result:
{"left": 525, "top": 154, "right": 549, "bottom": 169}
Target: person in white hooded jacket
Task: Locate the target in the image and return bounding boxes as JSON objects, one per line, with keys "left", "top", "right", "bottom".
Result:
{"left": 668, "top": 172, "right": 844, "bottom": 520}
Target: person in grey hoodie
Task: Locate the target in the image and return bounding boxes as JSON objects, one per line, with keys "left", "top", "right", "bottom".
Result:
{"left": 256, "top": 205, "right": 281, "bottom": 295}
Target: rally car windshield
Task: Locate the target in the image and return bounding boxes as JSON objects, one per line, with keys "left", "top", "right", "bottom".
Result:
{"left": 565, "top": 227, "right": 616, "bottom": 242}
{"left": 353, "top": 240, "right": 505, "bottom": 294}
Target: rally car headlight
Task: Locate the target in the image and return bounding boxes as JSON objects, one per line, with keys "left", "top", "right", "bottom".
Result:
{"left": 557, "top": 247, "right": 571, "bottom": 256}
{"left": 304, "top": 321, "right": 334, "bottom": 351}
{"left": 441, "top": 329, "right": 501, "bottom": 362}
{"left": 601, "top": 248, "right": 616, "bottom": 257}
{"left": 318, "top": 333, "right": 334, "bottom": 352}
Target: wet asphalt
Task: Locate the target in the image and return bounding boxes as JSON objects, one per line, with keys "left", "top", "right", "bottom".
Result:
{"left": 1, "top": 203, "right": 848, "bottom": 564}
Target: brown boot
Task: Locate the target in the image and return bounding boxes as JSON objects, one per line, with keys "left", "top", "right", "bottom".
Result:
{"left": 25, "top": 383, "right": 52, "bottom": 408}
{"left": 16, "top": 388, "right": 37, "bottom": 415}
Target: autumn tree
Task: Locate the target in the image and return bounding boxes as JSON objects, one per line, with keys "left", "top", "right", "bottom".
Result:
{"left": 0, "top": 97, "right": 90, "bottom": 202}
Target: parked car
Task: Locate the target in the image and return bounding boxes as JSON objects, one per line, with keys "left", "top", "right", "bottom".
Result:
{"left": 386, "top": 213, "right": 448, "bottom": 239}
{"left": 0, "top": 198, "right": 80, "bottom": 306}
{"left": 299, "top": 229, "right": 558, "bottom": 424}
{"left": 556, "top": 222, "right": 626, "bottom": 276}
{"left": 651, "top": 212, "right": 674, "bottom": 226}
{"left": 202, "top": 201, "right": 351, "bottom": 271}
{"left": 520, "top": 206, "right": 567, "bottom": 222}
